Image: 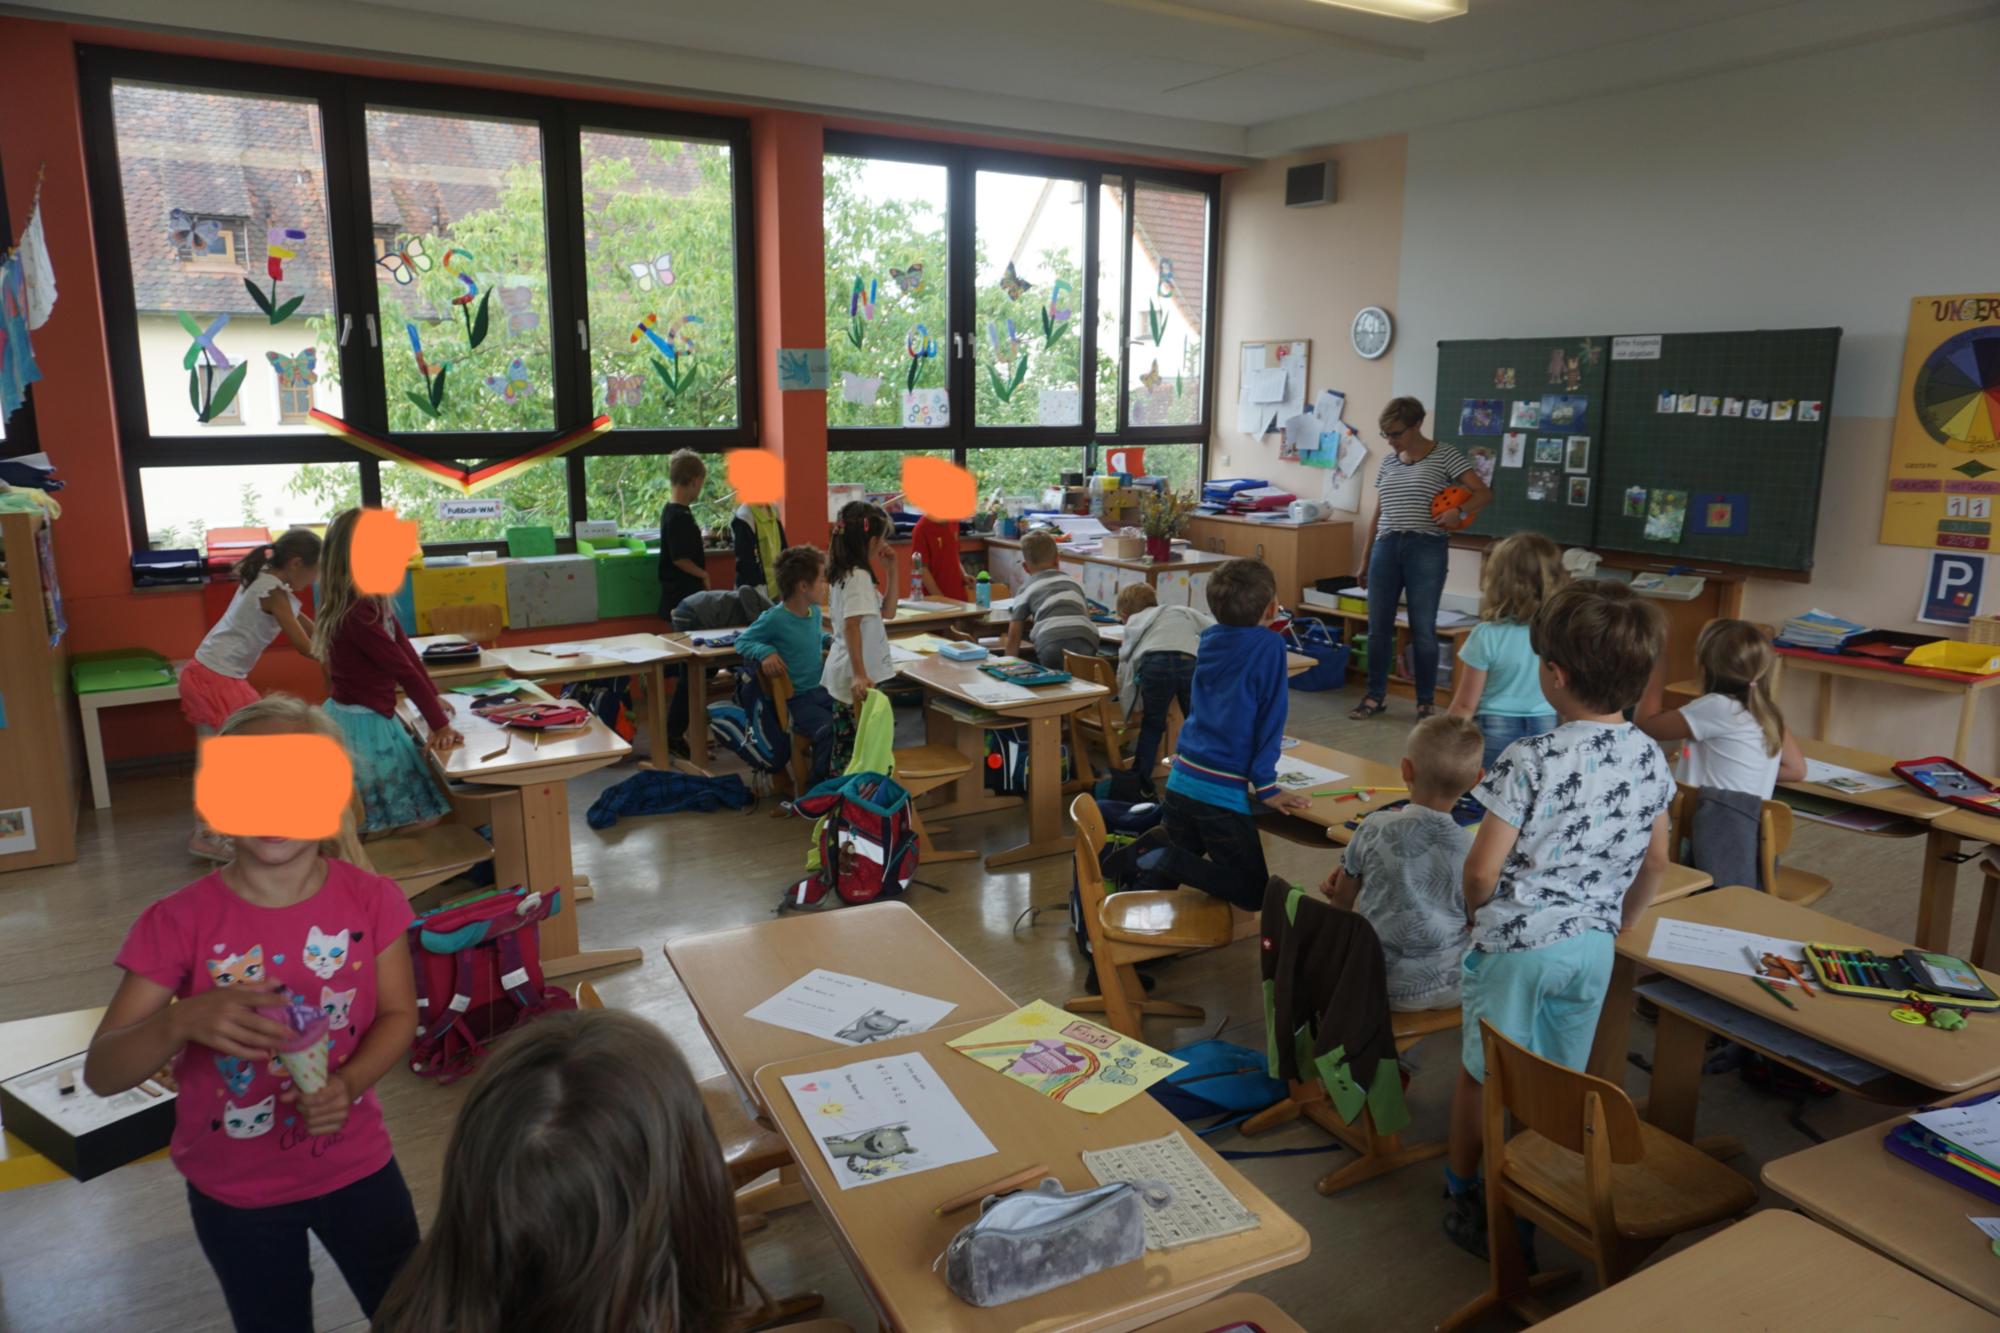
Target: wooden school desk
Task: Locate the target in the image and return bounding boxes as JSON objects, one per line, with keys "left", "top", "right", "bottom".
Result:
{"left": 1919, "top": 806, "right": 2000, "bottom": 959}
{"left": 1774, "top": 643, "right": 2000, "bottom": 764}
{"left": 900, "top": 654, "right": 1111, "bottom": 869}
{"left": 1587, "top": 888, "right": 2000, "bottom": 1142}
{"left": 1764, "top": 1099, "right": 2000, "bottom": 1316}
{"left": 407, "top": 633, "right": 508, "bottom": 684}
{"left": 889, "top": 599, "right": 986, "bottom": 635}
{"left": 658, "top": 632, "right": 741, "bottom": 765}
{"left": 400, "top": 682, "right": 641, "bottom": 980}
{"left": 754, "top": 1019, "right": 1310, "bottom": 1333}
{"left": 1534, "top": 1210, "right": 1988, "bottom": 1330}
{"left": 663, "top": 902, "right": 1014, "bottom": 1115}
{"left": 480, "top": 634, "right": 676, "bottom": 769}
{"left": 0, "top": 1006, "right": 169, "bottom": 1193}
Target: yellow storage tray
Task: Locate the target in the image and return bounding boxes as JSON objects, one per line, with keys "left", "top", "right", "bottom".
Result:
{"left": 1904, "top": 640, "right": 2000, "bottom": 675}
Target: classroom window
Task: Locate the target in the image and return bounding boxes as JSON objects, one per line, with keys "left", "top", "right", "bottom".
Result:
{"left": 1126, "top": 181, "right": 1209, "bottom": 432}
{"left": 138, "top": 462, "right": 357, "bottom": 549}
{"left": 824, "top": 152, "right": 950, "bottom": 432}
{"left": 1095, "top": 180, "right": 1126, "bottom": 439}
{"left": 972, "top": 170, "right": 1085, "bottom": 430}
{"left": 582, "top": 453, "right": 735, "bottom": 535}
{"left": 379, "top": 457, "right": 570, "bottom": 544}
{"left": 965, "top": 447, "right": 1088, "bottom": 502}
{"left": 824, "top": 448, "right": 950, "bottom": 501}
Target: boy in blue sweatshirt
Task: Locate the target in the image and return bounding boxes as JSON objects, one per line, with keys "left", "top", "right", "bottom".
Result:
{"left": 1130, "top": 558, "right": 1310, "bottom": 910}
{"left": 736, "top": 545, "right": 835, "bottom": 782}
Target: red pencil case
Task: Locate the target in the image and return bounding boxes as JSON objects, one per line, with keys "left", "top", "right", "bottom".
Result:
{"left": 473, "top": 701, "right": 591, "bottom": 730}
{"left": 1892, "top": 755, "right": 2000, "bottom": 816}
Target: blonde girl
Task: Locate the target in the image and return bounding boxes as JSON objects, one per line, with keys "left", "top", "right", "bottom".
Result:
{"left": 1637, "top": 618, "right": 1804, "bottom": 797}
{"left": 315, "top": 508, "right": 462, "bottom": 833}
{"left": 1447, "top": 531, "right": 1565, "bottom": 770}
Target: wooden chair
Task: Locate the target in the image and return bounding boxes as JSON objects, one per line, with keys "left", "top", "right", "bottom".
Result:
{"left": 1759, "top": 799, "right": 1832, "bottom": 906}
{"left": 1970, "top": 855, "right": 2000, "bottom": 968}
{"left": 1437, "top": 1020, "right": 1757, "bottom": 1331}
{"left": 892, "top": 744, "right": 976, "bottom": 863}
{"left": 1062, "top": 650, "right": 1138, "bottom": 788}
{"left": 574, "top": 983, "right": 823, "bottom": 1323}
{"left": 1242, "top": 1004, "right": 1460, "bottom": 1197}
{"left": 426, "top": 601, "right": 504, "bottom": 646}
{"left": 1064, "top": 794, "right": 1232, "bottom": 1038}
{"left": 765, "top": 671, "right": 814, "bottom": 805}
{"left": 365, "top": 823, "right": 495, "bottom": 900}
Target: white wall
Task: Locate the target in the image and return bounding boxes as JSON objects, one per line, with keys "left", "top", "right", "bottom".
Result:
{"left": 1387, "top": 13, "right": 2000, "bottom": 766}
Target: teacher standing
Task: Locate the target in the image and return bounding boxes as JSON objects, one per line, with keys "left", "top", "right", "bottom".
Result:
{"left": 1351, "top": 396, "right": 1491, "bottom": 721}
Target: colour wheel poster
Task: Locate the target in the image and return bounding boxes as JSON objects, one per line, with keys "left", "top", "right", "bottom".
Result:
{"left": 1882, "top": 293, "right": 2000, "bottom": 551}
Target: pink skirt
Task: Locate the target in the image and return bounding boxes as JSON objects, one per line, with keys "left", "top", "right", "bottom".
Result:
{"left": 179, "top": 659, "right": 262, "bottom": 731}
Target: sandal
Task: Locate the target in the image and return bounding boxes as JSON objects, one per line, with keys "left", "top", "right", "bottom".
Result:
{"left": 1348, "top": 697, "right": 1388, "bottom": 721}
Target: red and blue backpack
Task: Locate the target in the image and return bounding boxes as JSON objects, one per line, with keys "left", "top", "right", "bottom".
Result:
{"left": 781, "top": 771, "right": 919, "bottom": 910}
{"left": 405, "top": 886, "right": 575, "bottom": 1084}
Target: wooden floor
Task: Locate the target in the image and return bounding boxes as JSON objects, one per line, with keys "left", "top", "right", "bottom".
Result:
{"left": 0, "top": 686, "right": 1982, "bottom": 1332}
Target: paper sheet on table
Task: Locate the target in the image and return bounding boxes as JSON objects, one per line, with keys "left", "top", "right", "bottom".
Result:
{"left": 888, "top": 643, "right": 925, "bottom": 665}
{"left": 1912, "top": 1102, "right": 2000, "bottom": 1159}
{"left": 780, "top": 1053, "right": 996, "bottom": 1190}
{"left": 963, "top": 677, "right": 1036, "bottom": 705}
{"left": 893, "top": 633, "right": 954, "bottom": 656}
{"left": 529, "top": 643, "right": 594, "bottom": 658}
{"left": 1274, "top": 755, "right": 1347, "bottom": 791}
{"left": 745, "top": 968, "right": 958, "bottom": 1045}
{"left": 1647, "top": 919, "right": 1806, "bottom": 975}
{"left": 1083, "top": 1134, "right": 1259, "bottom": 1252}
{"left": 1803, "top": 759, "right": 1900, "bottom": 794}
{"left": 585, "top": 641, "right": 673, "bottom": 665}
{"left": 899, "top": 599, "right": 960, "bottom": 613}
{"left": 947, "top": 1001, "right": 1184, "bottom": 1114}
{"left": 1970, "top": 1217, "right": 2000, "bottom": 1242}
{"left": 1044, "top": 515, "right": 1111, "bottom": 542}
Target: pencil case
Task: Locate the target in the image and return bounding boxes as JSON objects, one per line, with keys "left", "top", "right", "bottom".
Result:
{"left": 421, "top": 639, "right": 481, "bottom": 663}
{"left": 941, "top": 1178, "right": 1171, "bottom": 1307}
{"left": 1802, "top": 942, "right": 2000, "bottom": 1010}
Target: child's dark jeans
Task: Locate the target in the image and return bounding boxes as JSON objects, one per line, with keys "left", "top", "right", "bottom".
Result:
{"left": 187, "top": 1158, "right": 420, "bottom": 1333}
{"left": 788, "top": 684, "right": 837, "bottom": 785}
{"left": 1132, "top": 651, "right": 1196, "bottom": 788}
{"left": 1137, "top": 788, "right": 1270, "bottom": 911}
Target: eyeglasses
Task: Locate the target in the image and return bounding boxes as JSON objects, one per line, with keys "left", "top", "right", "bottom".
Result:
{"left": 1382, "top": 426, "right": 1409, "bottom": 440}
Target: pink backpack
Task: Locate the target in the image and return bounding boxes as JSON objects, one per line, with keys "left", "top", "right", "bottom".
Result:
{"left": 406, "top": 886, "right": 575, "bottom": 1084}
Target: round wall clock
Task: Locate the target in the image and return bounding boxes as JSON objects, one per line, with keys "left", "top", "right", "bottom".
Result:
{"left": 1351, "top": 306, "right": 1393, "bottom": 360}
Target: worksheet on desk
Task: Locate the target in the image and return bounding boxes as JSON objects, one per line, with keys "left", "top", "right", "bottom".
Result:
{"left": 1647, "top": 919, "right": 1805, "bottom": 975}
{"left": 583, "top": 642, "right": 673, "bottom": 665}
{"left": 963, "top": 677, "right": 1037, "bottom": 705}
{"left": 780, "top": 1053, "right": 996, "bottom": 1190}
{"left": 746, "top": 969, "right": 958, "bottom": 1045}
{"left": 1274, "top": 755, "right": 1346, "bottom": 790}
{"left": 1803, "top": 758, "right": 1900, "bottom": 794}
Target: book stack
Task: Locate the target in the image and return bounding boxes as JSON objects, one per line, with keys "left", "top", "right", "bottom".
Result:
{"left": 1777, "top": 608, "right": 1866, "bottom": 651}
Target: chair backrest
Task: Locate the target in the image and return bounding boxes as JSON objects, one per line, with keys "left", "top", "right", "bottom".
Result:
{"left": 575, "top": 980, "right": 604, "bottom": 1009}
{"left": 1758, "top": 798, "right": 1794, "bottom": 892}
{"left": 1479, "top": 1019, "right": 1644, "bottom": 1164}
{"left": 1063, "top": 651, "right": 1127, "bottom": 745}
{"left": 990, "top": 582, "right": 1012, "bottom": 601}
{"left": 768, "top": 668, "right": 795, "bottom": 733}
{"left": 1668, "top": 781, "right": 1697, "bottom": 861}
{"left": 1069, "top": 794, "right": 1113, "bottom": 953}
{"left": 429, "top": 602, "right": 504, "bottom": 646}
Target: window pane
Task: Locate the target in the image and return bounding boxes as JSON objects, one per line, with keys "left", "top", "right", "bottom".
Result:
{"left": 966, "top": 446, "right": 1086, "bottom": 501}
{"left": 824, "top": 155, "right": 949, "bottom": 431}
{"left": 584, "top": 454, "right": 733, "bottom": 534}
{"left": 367, "top": 107, "right": 554, "bottom": 433}
{"left": 1127, "top": 182, "right": 1208, "bottom": 429}
{"left": 109, "top": 82, "right": 343, "bottom": 437}
{"left": 972, "top": 171, "right": 1084, "bottom": 429}
{"left": 370, "top": 459, "right": 569, "bottom": 544}
{"left": 825, "top": 449, "right": 949, "bottom": 501}
{"left": 1095, "top": 181, "right": 1125, "bottom": 434}
{"left": 1119, "top": 442, "right": 1201, "bottom": 494}
{"left": 139, "top": 462, "right": 356, "bottom": 549}
{"left": 581, "top": 130, "right": 740, "bottom": 430}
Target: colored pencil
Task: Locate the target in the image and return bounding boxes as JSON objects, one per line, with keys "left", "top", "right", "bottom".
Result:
{"left": 933, "top": 1165, "right": 1052, "bottom": 1216}
{"left": 1752, "top": 976, "right": 1798, "bottom": 1010}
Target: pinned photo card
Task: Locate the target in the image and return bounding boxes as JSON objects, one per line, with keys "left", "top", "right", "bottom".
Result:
{"left": 1678, "top": 393, "right": 1699, "bottom": 414}
{"left": 1722, "top": 397, "right": 1744, "bottom": 417}
{"left": 1501, "top": 433, "right": 1527, "bottom": 468}
{"left": 1459, "top": 399, "right": 1505, "bottom": 436}
{"left": 1526, "top": 467, "right": 1558, "bottom": 503}
{"left": 1691, "top": 492, "right": 1749, "bottom": 536}
{"left": 1494, "top": 367, "right": 1517, "bottom": 389}
{"left": 1697, "top": 395, "right": 1720, "bottom": 417}
{"left": 1623, "top": 486, "right": 1648, "bottom": 518}
{"left": 1469, "top": 446, "right": 1496, "bottom": 487}
{"left": 1798, "top": 400, "right": 1824, "bottom": 422}
{"left": 1534, "top": 437, "right": 1563, "bottom": 465}
{"left": 1509, "top": 401, "right": 1540, "bottom": 429}
{"left": 1747, "top": 399, "right": 1770, "bottom": 420}
{"left": 1540, "top": 395, "right": 1588, "bottom": 431}
{"left": 1772, "top": 399, "right": 1797, "bottom": 421}
{"left": 1645, "top": 489, "right": 1689, "bottom": 543}
{"left": 1564, "top": 436, "right": 1590, "bottom": 474}
{"left": 1656, "top": 391, "right": 1677, "bottom": 414}
{"left": 1567, "top": 477, "right": 1591, "bottom": 507}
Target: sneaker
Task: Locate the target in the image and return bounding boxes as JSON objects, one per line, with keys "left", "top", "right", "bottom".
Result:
{"left": 1098, "top": 826, "right": 1170, "bottom": 887}
{"left": 1442, "top": 1181, "right": 1488, "bottom": 1260}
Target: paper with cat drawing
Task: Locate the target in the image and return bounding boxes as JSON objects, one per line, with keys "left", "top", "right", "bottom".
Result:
{"left": 745, "top": 968, "right": 958, "bottom": 1046}
{"left": 780, "top": 1052, "right": 995, "bottom": 1190}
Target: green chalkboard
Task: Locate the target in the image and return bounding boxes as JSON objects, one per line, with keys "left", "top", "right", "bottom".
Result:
{"left": 1435, "top": 336, "right": 1609, "bottom": 548}
{"left": 1593, "top": 329, "right": 1841, "bottom": 572}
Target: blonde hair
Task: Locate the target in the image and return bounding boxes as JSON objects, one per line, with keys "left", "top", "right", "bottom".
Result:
{"left": 1379, "top": 396, "right": 1426, "bottom": 432}
{"left": 215, "top": 693, "right": 370, "bottom": 868}
{"left": 668, "top": 449, "right": 707, "bottom": 488}
{"left": 1480, "top": 532, "right": 1565, "bottom": 623}
{"left": 1407, "top": 714, "right": 1484, "bottom": 800}
{"left": 1115, "top": 583, "right": 1158, "bottom": 620}
{"left": 1021, "top": 530, "right": 1060, "bottom": 569}
{"left": 1697, "top": 619, "right": 1785, "bottom": 756}
{"left": 310, "top": 508, "right": 391, "bottom": 663}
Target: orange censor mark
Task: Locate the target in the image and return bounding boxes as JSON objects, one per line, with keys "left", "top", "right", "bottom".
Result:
{"left": 196, "top": 735, "right": 354, "bottom": 839}
{"left": 902, "top": 457, "right": 976, "bottom": 520}
{"left": 351, "top": 508, "right": 420, "bottom": 595}
{"left": 728, "top": 449, "right": 786, "bottom": 505}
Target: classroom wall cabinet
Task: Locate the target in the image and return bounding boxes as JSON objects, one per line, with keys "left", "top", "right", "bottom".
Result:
{"left": 0, "top": 511, "right": 81, "bottom": 872}
{"left": 1184, "top": 516, "right": 1353, "bottom": 608}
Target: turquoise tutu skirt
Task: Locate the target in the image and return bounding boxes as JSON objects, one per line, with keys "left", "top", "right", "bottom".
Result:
{"left": 324, "top": 699, "right": 450, "bottom": 833}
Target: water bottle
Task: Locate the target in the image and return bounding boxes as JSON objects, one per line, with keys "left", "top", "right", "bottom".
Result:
{"left": 975, "top": 570, "right": 991, "bottom": 609}
{"left": 910, "top": 550, "right": 925, "bottom": 600}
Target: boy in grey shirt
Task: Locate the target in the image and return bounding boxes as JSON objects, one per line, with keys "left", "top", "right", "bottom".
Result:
{"left": 1322, "top": 714, "right": 1484, "bottom": 1010}
{"left": 1002, "top": 529, "right": 1100, "bottom": 665}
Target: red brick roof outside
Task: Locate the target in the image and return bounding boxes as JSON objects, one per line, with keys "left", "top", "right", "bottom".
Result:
{"left": 1132, "top": 183, "right": 1208, "bottom": 333}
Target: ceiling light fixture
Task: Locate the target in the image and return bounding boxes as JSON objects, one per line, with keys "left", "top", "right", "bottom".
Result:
{"left": 1306, "top": 0, "right": 1466, "bottom": 21}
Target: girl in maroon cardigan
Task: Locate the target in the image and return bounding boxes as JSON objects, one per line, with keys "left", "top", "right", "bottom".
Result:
{"left": 313, "top": 509, "right": 464, "bottom": 833}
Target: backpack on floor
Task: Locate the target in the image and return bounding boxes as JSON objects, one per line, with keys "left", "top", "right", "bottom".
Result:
{"left": 782, "top": 771, "right": 919, "bottom": 910}
{"left": 984, "top": 724, "right": 1071, "bottom": 796}
{"left": 707, "top": 667, "right": 792, "bottom": 776}
{"left": 560, "top": 677, "right": 636, "bottom": 744}
{"left": 1070, "top": 799, "right": 1164, "bottom": 960}
{"left": 405, "top": 886, "right": 576, "bottom": 1084}
{"left": 1148, "top": 1039, "right": 1289, "bottom": 1135}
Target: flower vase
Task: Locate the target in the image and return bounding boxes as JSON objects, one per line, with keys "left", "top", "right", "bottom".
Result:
{"left": 1145, "top": 535, "right": 1171, "bottom": 562}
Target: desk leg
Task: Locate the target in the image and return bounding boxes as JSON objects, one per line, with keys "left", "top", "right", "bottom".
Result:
{"left": 516, "top": 779, "right": 642, "bottom": 980}
{"left": 1586, "top": 952, "right": 1637, "bottom": 1087}
{"left": 986, "top": 714, "right": 1073, "bottom": 869}
{"left": 1956, "top": 690, "right": 1981, "bottom": 765}
{"left": 1816, "top": 672, "right": 1834, "bottom": 740}
{"left": 1919, "top": 828, "right": 1964, "bottom": 952}
{"left": 921, "top": 711, "right": 1018, "bottom": 821}
{"left": 646, "top": 663, "right": 670, "bottom": 770}
{"left": 79, "top": 703, "right": 110, "bottom": 809}
{"left": 686, "top": 663, "right": 711, "bottom": 764}
{"left": 1644, "top": 1007, "right": 1707, "bottom": 1142}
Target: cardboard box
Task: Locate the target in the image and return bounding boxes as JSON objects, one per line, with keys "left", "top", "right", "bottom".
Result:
{"left": 1099, "top": 534, "right": 1146, "bottom": 559}
{"left": 0, "top": 1052, "right": 176, "bottom": 1182}
{"left": 504, "top": 555, "right": 598, "bottom": 628}
{"left": 410, "top": 563, "right": 511, "bottom": 634}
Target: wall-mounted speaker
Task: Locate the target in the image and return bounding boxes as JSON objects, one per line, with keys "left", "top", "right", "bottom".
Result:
{"left": 1284, "top": 161, "right": 1337, "bottom": 208}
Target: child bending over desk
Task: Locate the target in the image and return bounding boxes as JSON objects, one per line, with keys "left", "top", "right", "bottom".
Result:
{"left": 1113, "top": 582, "right": 1212, "bottom": 801}
{"left": 1446, "top": 580, "right": 1674, "bottom": 1260}
{"left": 1635, "top": 618, "right": 1804, "bottom": 799}
{"left": 738, "top": 545, "right": 838, "bottom": 783}
{"left": 1321, "top": 714, "right": 1483, "bottom": 1011}
{"left": 1003, "top": 530, "right": 1099, "bottom": 665}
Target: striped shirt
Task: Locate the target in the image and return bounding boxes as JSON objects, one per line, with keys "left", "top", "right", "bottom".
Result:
{"left": 1375, "top": 443, "right": 1473, "bottom": 534}
{"left": 1012, "top": 567, "right": 1099, "bottom": 658}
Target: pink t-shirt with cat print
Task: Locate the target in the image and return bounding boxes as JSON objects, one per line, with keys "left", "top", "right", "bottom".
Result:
{"left": 114, "top": 859, "right": 414, "bottom": 1208}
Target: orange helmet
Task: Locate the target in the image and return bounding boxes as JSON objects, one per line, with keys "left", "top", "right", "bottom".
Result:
{"left": 1432, "top": 485, "right": 1474, "bottom": 529}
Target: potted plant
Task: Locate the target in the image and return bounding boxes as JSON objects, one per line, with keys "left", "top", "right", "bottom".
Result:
{"left": 1138, "top": 488, "right": 1195, "bottom": 563}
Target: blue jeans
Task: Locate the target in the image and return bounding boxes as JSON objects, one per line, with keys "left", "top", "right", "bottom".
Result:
{"left": 1133, "top": 651, "right": 1196, "bottom": 788}
{"left": 1365, "top": 532, "right": 1451, "bottom": 705}
{"left": 789, "top": 685, "right": 837, "bottom": 785}
{"left": 1474, "top": 711, "right": 1558, "bottom": 773}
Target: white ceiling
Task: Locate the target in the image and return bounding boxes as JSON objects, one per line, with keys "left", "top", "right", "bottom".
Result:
{"left": 11, "top": 0, "right": 1998, "bottom": 159}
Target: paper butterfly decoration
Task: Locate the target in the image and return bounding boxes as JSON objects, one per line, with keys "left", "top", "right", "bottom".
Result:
{"left": 168, "top": 208, "right": 223, "bottom": 257}
{"left": 485, "top": 358, "right": 531, "bottom": 403}
{"left": 890, "top": 262, "right": 925, "bottom": 296}
{"left": 605, "top": 373, "right": 644, "bottom": 407}
{"left": 377, "top": 236, "right": 434, "bottom": 285}
{"left": 1140, "top": 359, "right": 1162, "bottom": 391}
{"left": 266, "top": 348, "right": 318, "bottom": 389}
{"left": 999, "top": 261, "right": 1033, "bottom": 301}
{"left": 1156, "top": 257, "right": 1176, "bottom": 299}
{"left": 627, "top": 254, "right": 675, "bottom": 292}
{"left": 498, "top": 285, "right": 539, "bottom": 334}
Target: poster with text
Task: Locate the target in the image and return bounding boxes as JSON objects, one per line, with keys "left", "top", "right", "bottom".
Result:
{"left": 1881, "top": 294, "right": 2000, "bottom": 551}
{"left": 1919, "top": 551, "right": 1986, "bottom": 627}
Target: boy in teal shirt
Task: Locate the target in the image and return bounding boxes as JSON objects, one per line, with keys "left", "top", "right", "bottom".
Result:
{"left": 737, "top": 546, "right": 834, "bottom": 781}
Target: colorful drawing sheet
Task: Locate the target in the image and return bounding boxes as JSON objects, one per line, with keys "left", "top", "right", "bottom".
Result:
{"left": 1882, "top": 294, "right": 2000, "bottom": 551}
{"left": 780, "top": 1053, "right": 996, "bottom": 1190}
{"left": 947, "top": 1001, "right": 1184, "bottom": 1114}
{"left": 745, "top": 969, "right": 959, "bottom": 1046}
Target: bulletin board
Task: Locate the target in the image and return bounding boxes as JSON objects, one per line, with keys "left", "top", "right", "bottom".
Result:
{"left": 1592, "top": 328, "right": 1841, "bottom": 572}
{"left": 1435, "top": 335, "right": 1607, "bottom": 548}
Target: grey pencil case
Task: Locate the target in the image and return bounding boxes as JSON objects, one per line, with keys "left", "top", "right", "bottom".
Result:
{"left": 941, "top": 1178, "right": 1172, "bottom": 1308}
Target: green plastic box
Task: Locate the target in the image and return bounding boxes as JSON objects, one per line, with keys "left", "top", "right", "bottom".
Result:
{"left": 588, "top": 548, "right": 659, "bottom": 618}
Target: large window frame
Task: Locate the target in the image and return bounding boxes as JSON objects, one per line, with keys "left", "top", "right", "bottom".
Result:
{"left": 79, "top": 47, "right": 757, "bottom": 553}
{"left": 823, "top": 131, "right": 1218, "bottom": 478}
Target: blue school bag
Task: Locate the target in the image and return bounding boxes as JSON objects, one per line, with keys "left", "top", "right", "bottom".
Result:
{"left": 707, "top": 667, "right": 792, "bottom": 777}
{"left": 1147, "top": 1039, "right": 1288, "bottom": 1135}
